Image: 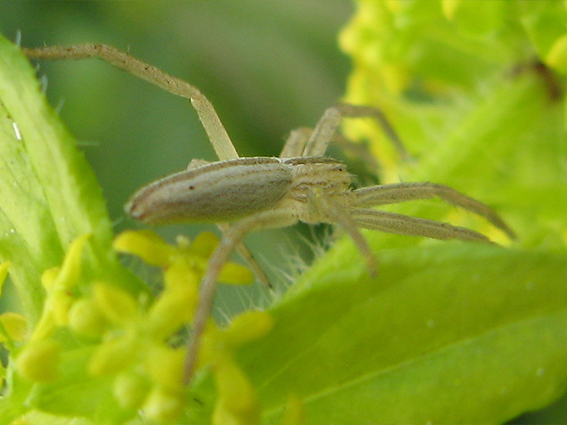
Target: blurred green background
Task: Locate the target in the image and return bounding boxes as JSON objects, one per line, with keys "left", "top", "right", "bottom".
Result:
{"left": 2, "top": 3, "right": 567, "bottom": 423}
{"left": 0, "top": 1, "right": 354, "bottom": 305}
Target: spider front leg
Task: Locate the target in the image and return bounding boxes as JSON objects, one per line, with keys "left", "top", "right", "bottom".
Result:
{"left": 23, "top": 44, "right": 239, "bottom": 161}
{"left": 184, "top": 209, "right": 298, "bottom": 384}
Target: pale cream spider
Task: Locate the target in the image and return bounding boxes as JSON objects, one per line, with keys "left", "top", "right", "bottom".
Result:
{"left": 23, "top": 44, "right": 516, "bottom": 385}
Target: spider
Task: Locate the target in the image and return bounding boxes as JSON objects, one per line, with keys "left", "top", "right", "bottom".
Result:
{"left": 23, "top": 44, "right": 516, "bottom": 385}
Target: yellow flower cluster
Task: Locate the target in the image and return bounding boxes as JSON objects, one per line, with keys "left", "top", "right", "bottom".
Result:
{"left": 9, "top": 230, "right": 273, "bottom": 423}
{"left": 339, "top": 0, "right": 567, "bottom": 175}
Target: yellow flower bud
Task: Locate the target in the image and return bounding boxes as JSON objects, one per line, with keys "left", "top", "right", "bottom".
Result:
{"left": 93, "top": 283, "right": 139, "bottom": 326}
{"left": 144, "top": 345, "right": 185, "bottom": 392}
{"left": 213, "top": 358, "right": 259, "bottom": 425}
{"left": 29, "top": 311, "right": 56, "bottom": 342}
{"left": 145, "top": 283, "right": 197, "bottom": 340}
{"left": 113, "top": 371, "right": 151, "bottom": 410}
{"left": 163, "top": 256, "right": 200, "bottom": 292}
{"left": 17, "top": 339, "right": 60, "bottom": 382}
{"left": 41, "top": 267, "right": 60, "bottom": 291}
{"left": 224, "top": 311, "right": 273, "bottom": 348}
{"left": 143, "top": 386, "right": 184, "bottom": 422}
{"left": 50, "top": 290, "right": 74, "bottom": 326}
{"left": 88, "top": 334, "right": 137, "bottom": 376}
{"left": 0, "top": 312, "right": 27, "bottom": 343}
{"left": 54, "top": 233, "right": 91, "bottom": 291}
{"left": 185, "top": 231, "right": 219, "bottom": 258}
{"left": 114, "top": 230, "right": 175, "bottom": 268}
{"left": 68, "top": 298, "right": 108, "bottom": 338}
{"left": 218, "top": 262, "right": 254, "bottom": 285}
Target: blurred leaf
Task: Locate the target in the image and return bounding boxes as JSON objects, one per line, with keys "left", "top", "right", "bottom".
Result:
{"left": 340, "top": 0, "right": 567, "bottom": 250}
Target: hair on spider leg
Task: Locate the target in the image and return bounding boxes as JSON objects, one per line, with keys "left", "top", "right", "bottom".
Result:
{"left": 270, "top": 229, "right": 322, "bottom": 293}
{"left": 262, "top": 223, "right": 348, "bottom": 296}
{"left": 280, "top": 237, "right": 313, "bottom": 279}
{"left": 213, "top": 274, "right": 271, "bottom": 327}
{"left": 268, "top": 223, "right": 334, "bottom": 288}
{"left": 304, "top": 222, "right": 337, "bottom": 262}
{"left": 214, "top": 294, "right": 236, "bottom": 326}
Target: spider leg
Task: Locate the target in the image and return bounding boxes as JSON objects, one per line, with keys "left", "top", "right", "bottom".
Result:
{"left": 281, "top": 127, "right": 380, "bottom": 173}
{"left": 184, "top": 209, "right": 298, "bottom": 384}
{"left": 280, "top": 127, "right": 313, "bottom": 158}
{"left": 303, "top": 103, "right": 409, "bottom": 159}
{"left": 351, "top": 208, "right": 493, "bottom": 243}
{"left": 314, "top": 192, "right": 378, "bottom": 276}
{"left": 351, "top": 182, "right": 516, "bottom": 240}
{"left": 23, "top": 44, "right": 240, "bottom": 161}
{"left": 217, "top": 222, "right": 272, "bottom": 289}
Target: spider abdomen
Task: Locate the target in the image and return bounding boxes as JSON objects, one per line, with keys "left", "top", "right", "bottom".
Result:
{"left": 126, "top": 157, "right": 293, "bottom": 224}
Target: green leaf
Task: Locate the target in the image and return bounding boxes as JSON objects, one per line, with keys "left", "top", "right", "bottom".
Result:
{"left": 0, "top": 32, "right": 146, "bottom": 424}
{"left": 238, "top": 244, "right": 567, "bottom": 424}
{"left": 0, "top": 34, "right": 144, "bottom": 324}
